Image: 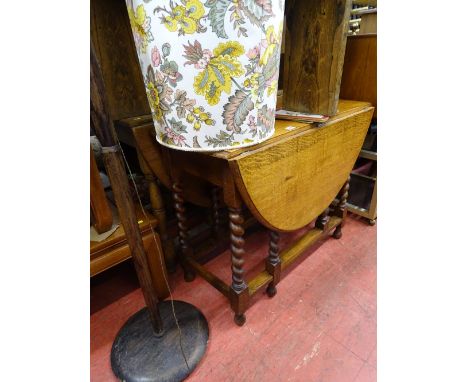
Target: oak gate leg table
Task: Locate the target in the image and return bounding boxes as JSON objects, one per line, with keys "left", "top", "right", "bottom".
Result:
{"left": 164, "top": 100, "right": 374, "bottom": 326}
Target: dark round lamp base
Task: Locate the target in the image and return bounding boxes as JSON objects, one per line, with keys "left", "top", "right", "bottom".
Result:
{"left": 111, "top": 301, "right": 209, "bottom": 382}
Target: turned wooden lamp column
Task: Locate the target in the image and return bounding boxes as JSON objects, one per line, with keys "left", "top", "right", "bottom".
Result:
{"left": 91, "top": 45, "right": 163, "bottom": 334}
{"left": 91, "top": 44, "right": 208, "bottom": 382}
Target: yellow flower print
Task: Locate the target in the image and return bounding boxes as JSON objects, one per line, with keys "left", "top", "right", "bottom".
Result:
{"left": 158, "top": 0, "right": 205, "bottom": 35}
{"left": 259, "top": 24, "right": 282, "bottom": 66}
{"left": 185, "top": 0, "right": 205, "bottom": 20}
{"left": 194, "top": 56, "right": 244, "bottom": 105}
{"left": 173, "top": 6, "right": 186, "bottom": 20}
{"left": 243, "top": 72, "right": 261, "bottom": 101}
{"left": 146, "top": 82, "right": 163, "bottom": 120}
{"left": 192, "top": 41, "right": 245, "bottom": 105}
{"left": 128, "top": 5, "right": 154, "bottom": 54}
{"left": 163, "top": 16, "right": 178, "bottom": 32}
{"left": 267, "top": 80, "right": 278, "bottom": 97}
{"left": 213, "top": 41, "right": 245, "bottom": 58}
{"left": 179, "top": 16, "right": 197, "bottom": 34}
{"left": 185, "top": 105, "right": 215, "bottom": 128}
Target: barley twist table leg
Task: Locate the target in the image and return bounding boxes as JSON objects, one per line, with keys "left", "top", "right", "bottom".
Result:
{"left": 333, "top": 176, "right": 350, "bottom": 239}
{"left": 229, "top": 207, "right": 249, "bottom": 326}
{"left": 315, "top": 207, "right": 330, "bottom": 230}
{"left": 266, "top": 230, "right": 281, "bottom": 297}
{"left": 172, "top": 182, "right": 195, "bottom": 281}
{"left": 211, "top": 186, "right": 221, "bottom": 239}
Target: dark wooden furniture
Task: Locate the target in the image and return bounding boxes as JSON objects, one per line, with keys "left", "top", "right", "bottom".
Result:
{"left": 115, "top": 116, "right": 213, "bottom": 209}
{"left": 282, "top": 0, "right": 352, "bottom": 116}
{"left": 90, "top": 146, "right": 113, "bottom": 233}
{"left": 91, "top": 42, "right": 163, "bottom": 329}
{"left": 90, "top": 0, "right": 149, "bottom": 121}
{"left": 340, "top": 34, "right": 377, "bottom": 118}
{"left": 165, "top": 100, "right": 374, "bottom": 325}
{"left": 90, "top": 143, "right": 169, "bottom": 299}
{"left": 92, "top": 44, "right": 210, "bottom": 381}
{"left": 115, "top": 117, "right": 229, "bottom": 270}
{"left": 348, "top": 149, "right": 377, "bottom": 225}
{"left": 90, "top": 204, "right": 170, "bottom": 299}
{"left": 89, "top": 30, "right": 170, "bottom": 295}
{"left": 91, "top": 0, "right": 179, "bottom": 269}
{"left": 340, "top": 33, "right": 377, "bottom": 224}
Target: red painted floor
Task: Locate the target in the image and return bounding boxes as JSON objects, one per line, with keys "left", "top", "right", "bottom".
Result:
{"left": 91, "top": 215, "right": 376, "bottom": 381}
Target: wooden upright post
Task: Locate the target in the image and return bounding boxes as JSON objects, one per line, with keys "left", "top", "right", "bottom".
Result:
{"left": 282, "top": 0, "right": 352, "bottom": 116}
{"left": 91, "top": 43, "right": 163, "bottom": 335}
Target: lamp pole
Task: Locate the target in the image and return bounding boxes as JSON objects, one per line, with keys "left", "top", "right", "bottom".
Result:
{"left": 91, "top": 44, "right": 164, "bottom": 335}
{"left": 91, "top": 43, "right": 208, "bottom": 382}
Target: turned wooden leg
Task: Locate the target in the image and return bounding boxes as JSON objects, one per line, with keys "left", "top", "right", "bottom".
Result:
{"left": 229, "top": 207, "right": 249, "bottom": 326}
{"left": 211, "top": 186, "right": 221, "bottom": 239}
{"left": 315, "top": 207, "right": 330, "bottom": 231}
{"left": 333, "top": 176, "right": 350, "bottom": 239}
{"left": 172, "top": 182, "right": 195, "bottom": 282}
{"left": 137, "top": 153, "right": 177, "bottom": 273}
{"left": 266, "top": 230, "right": 281, "bottom": 298}
{"left": 148, "top": 176, "right": 176, "bottom": 273}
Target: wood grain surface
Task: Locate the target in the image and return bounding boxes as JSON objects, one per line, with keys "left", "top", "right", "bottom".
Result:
{"left": 358, "top": 10, "right": 377, "bottom": 34}
{"left": 92, "top": 43, "right": 164, "bottom": 332}
{"left": 282, "top": 0, "right": 352, "bottom": 116}
{"left": 90, "top": 205, "right": 170, "bottom": 300}
{"left": 340, "top": 34, "right": 377, "bottom": 118}
{"left": 90, "top": 147, "right": 113, "bottom": 233}
{"left": 209, "top": 100, "right": 366, "bottom": 161}
{"left": 91, "top": 0, "right": 150, "bottom": 121}
{"left": 230, "top": 104, "right": 374, "bottom": 231}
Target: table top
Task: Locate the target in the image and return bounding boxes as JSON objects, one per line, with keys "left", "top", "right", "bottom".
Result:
{"left": 226, "top": 100, "right": 374, "bottom": 231}
{"left": 116, "top": 99, "right": 371, "bottom": 161}
{"left": 209, "top": 100, "right": 372, "bottom": 161}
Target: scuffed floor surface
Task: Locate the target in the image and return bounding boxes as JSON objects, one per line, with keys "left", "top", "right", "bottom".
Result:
{"left": 91, "top": 215, "right": 376, "bottom": 381}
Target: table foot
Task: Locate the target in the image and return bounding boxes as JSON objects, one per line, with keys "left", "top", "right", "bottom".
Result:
{"left": 333, "top": 225, "right": 342, "bottom": 239}
{"left": 183, "top": 269, "right": 196, "bottom": 282}
{"left": 234, "top": 313, "right": 246, "bottom": 326}
{"left": 266, "top": 283, "right": 277, "bottom": 298}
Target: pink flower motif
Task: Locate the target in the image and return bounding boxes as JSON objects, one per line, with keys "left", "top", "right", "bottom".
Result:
{"left": 202, "top": 49, "right": 213, "bottom": 60}
{"left": 195, "top": 58, "right": 208, "bottom": 70}
{"left": 247, "top": 115, "right": 256, "bottom": 130}
{"left": 247, "top": 46, "right": 260, "bottom": 59}
{"left": 195, "top": 49, "right": 213, "bottom": 70}
{"left": 151, "top": 46, "right": 161, "bottom": 67}
{"left": 165, "top": 128, "right": 186, "bottom": 147}
{"left": 165, "top": 127, "right": 175, "bottom": 139}
{"left": 173, "top": 134, "right": 186, "bottom": 146}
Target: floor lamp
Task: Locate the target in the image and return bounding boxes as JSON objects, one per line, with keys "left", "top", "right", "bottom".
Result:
{"left": 91, "top": 44, "right": 209, "bottom": 382}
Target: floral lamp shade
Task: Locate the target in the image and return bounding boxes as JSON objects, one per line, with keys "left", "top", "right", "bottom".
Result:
{"left": 126, "top": 0, "right": 285, "bottom": 151}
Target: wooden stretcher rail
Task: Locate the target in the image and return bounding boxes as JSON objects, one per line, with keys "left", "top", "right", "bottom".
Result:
{"left": 281, "top": 216, "right": 341, "bottom": 269}
{"left": 185, "top": 256, "right": 231, "bottom": 297}
{"left": 185, "top": 216, "right": 342, "bottom": 299}
{"left": 248, "top": 216, "right": 341, "bottom": 295}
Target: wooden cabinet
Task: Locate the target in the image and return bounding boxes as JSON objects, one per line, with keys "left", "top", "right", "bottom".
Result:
{"left": 90, "top": 191, "right": 170, "bottom": 299}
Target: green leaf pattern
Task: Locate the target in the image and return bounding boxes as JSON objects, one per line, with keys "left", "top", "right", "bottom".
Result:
{"left": 126, "top": 0, "right": 284, "bottom": 151}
